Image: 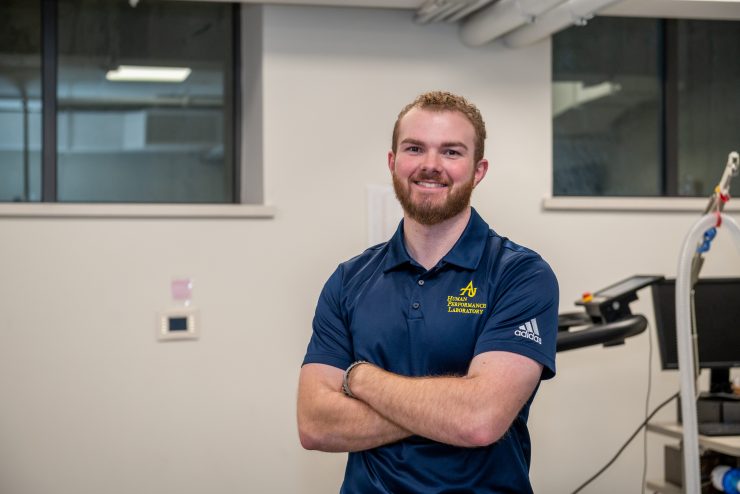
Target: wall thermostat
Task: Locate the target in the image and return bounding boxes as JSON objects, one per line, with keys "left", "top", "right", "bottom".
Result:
{"left": 158, "top": 308, "right": 199, "bottom": 341}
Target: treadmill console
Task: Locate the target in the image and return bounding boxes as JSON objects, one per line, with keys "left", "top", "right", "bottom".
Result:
{"left": 576, "top": 275, "right": 664, "bottom": 323}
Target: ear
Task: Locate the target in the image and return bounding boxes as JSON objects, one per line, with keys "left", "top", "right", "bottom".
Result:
{"left": 387, "top": 151, "right": 396, "bottom": 173}
{"left": 473, "top": 159, "right": 489, "bottom": 187}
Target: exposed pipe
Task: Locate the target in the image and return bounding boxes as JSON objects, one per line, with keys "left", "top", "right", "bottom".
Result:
{"left": 420, "top": 1, "right": 469, "bottom": 24}
{"left": 447, "top": 0, "right": 497, "bottom": 23}
{"left": 502, "top": 0, "right": 623, "bottom": 48}
{"left": 675, "top": 213, "right": 740, "bottom": 494}
{"left": 459, "top": 0, "right": 567, "bottom": 47}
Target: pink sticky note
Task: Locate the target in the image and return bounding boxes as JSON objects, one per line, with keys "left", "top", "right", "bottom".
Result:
{"left": 171, "top": 279, "right": 193, "bottom": 301}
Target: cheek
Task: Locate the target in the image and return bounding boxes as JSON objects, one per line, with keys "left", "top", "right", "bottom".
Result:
{"left": 393, "top": 160, "right": 416, "bottom": 178}
{"left": 448, "top": 166, "right": 474, "bottom": 184}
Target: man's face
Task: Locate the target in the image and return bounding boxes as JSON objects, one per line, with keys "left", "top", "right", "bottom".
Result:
{"left": 389, "top": 108, "right": 488, "bottom": 226}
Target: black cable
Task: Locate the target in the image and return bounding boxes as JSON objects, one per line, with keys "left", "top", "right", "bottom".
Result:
{"left": 570, "top": 391, "right": 679, "bottom": 494}
{"left": 641, "top": 323, "right": 654, "bottom": 491}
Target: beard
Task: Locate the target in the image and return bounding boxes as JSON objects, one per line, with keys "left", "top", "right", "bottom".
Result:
{"left": 392, "top": 171, "right": 475, "bottom": 226}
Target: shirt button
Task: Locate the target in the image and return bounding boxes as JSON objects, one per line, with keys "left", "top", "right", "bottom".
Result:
{"left": 417, "top": 280, "right": 425, "bottom": 286}
{"left": 412, "top": 302, "right": 420, "bottom": 309}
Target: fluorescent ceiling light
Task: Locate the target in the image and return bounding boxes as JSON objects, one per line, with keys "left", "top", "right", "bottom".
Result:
{"left": 105, "top": 65, "right": 191, "bottom": 82}
{"left": 552, "top": 81, "right": 621, "bottom": 117}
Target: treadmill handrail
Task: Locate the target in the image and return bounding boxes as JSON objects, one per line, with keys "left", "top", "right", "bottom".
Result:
{"left": 556, "top": 315, "right": 648, "bottom": 352}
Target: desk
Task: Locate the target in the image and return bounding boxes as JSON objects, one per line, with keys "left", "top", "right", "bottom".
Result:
{"left": 647, "top": 422, "right": 740, "bottom": 457}
{"left": 646, "top": 422, "right": 740, "bottom": 493}
{"left": 645, "top": 479, "right": 683, "bottom": 494}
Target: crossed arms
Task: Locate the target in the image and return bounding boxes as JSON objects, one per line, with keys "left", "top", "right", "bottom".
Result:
{"left": 297, "top": 350, "right": 542, "bottom": 452}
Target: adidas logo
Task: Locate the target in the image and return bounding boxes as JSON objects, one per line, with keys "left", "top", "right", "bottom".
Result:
{"left": 514, "top": 318, "right": 542, "bottom": 344}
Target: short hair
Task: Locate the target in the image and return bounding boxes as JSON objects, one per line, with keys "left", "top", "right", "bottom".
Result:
{"left": 391, "top": 91, "right": 487, "bottom": 163}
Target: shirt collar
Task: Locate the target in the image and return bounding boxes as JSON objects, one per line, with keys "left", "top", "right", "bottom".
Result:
{"left": 382, "top": 207, "right": 490, "bottom": 272}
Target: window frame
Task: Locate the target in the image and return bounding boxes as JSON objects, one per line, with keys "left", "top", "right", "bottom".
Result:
{"left": 547, "top": 17, "right": 740, "bottom": 210}
{"left": 0, "top": 1, "right": 272, "bottom": 218}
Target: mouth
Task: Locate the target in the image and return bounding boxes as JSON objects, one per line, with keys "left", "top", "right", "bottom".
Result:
{"left": 413, "top": 180, "right": 448, "bottom": 189}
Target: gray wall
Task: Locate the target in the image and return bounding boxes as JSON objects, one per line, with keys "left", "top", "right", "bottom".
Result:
{"left": 1, "top": 5, "right": 739, "bottom": 493}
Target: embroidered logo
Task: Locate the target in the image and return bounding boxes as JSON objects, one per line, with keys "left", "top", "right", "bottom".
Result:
{"left": 459, "top": 281, "right": 477, "bottom": 297}
{"left": 515, "top": 318, "right": 542, "bottom": 344}
{"left": 447, "top": 281, "right": 486, "bottom": 315}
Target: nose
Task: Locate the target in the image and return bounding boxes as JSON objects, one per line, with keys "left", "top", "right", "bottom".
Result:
{"left": 420, "top": 151, "right": 443, "bottom": 173}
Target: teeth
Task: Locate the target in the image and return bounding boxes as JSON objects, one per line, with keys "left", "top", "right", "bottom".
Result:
{"left": 415, "top": 181, "right": 445, "bottom": 188}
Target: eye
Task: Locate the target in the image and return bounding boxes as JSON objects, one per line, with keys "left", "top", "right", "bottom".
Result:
{"left": 444, "top": 149, "right": 462, "bottom": 157}
{"left": 405, "top": 145, "right": 422, "bottom": 153}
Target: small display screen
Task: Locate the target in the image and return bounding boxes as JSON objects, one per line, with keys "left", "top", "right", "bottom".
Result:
{"left": 595, "top": 275, "right": 662, "bottom": 299}
{"left": 168, "top": 317, "right": 188, "bottom": 332}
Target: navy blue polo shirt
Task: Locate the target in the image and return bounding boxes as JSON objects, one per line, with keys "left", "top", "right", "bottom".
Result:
{"left": 303, "top": 208, "right": 558, "bottom": 494}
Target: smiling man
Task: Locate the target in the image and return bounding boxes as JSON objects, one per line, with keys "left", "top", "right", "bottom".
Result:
{"left": 298, "top": 91, "right": 559, "bottom": 493}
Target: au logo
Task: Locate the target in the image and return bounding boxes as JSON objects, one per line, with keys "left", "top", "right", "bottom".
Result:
{"left": 459, "top": 281, "right": 477, "bottom": 297}
{"left": 448, "top": 281, "right": 486, "bottom": 314}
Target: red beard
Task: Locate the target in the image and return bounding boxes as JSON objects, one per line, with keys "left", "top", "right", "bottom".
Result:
{"left": 392, "top": 171, "right": 474, "bottom": 226}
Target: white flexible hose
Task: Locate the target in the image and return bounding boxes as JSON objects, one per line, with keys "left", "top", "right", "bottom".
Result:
{"left": 677, "top": 213, "right": 740, "bottom": 494}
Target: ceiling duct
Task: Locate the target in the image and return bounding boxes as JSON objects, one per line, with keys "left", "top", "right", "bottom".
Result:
{"left": 502, "top": 0, "right": 624, "bottom": 47}
{"left": 415, "top": 0, "right": 497, "bottom": 24}
{"left": 459, "top": 0, "right": 567, "bottom": 46}
{"left": 431, "top": 0, "right": 740, "bottom": 48}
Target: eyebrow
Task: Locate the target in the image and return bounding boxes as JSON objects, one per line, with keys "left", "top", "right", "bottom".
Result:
{"left": 441, "top": 141, "right": 468, "bottom": 150}
{"left": 400, "top": 138, "right": 469, "bottom": 150}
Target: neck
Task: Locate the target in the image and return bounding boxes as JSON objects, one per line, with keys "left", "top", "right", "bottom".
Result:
{"left": 403, "top": 207, "right": 472, "bottom": 270}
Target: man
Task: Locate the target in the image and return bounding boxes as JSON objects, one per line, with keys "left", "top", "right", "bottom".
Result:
{"left": 298, "top": 91, "right": 558, "bottom": 493}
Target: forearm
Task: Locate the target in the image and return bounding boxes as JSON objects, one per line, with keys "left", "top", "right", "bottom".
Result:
{"left": 348, "top": 365, "right": 501, "bottom": 447}
{"left": 299, "top": 388, "right": 411, "bottom": 452}
{"left": 297, "top": 365, "right": 412, "bottom": 452}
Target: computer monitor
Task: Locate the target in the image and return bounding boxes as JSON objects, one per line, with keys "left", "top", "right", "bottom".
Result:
{"left": 651, "top": 277, "right": 740, "bottom": 394}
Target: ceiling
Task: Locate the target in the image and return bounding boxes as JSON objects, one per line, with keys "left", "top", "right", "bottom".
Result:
{"left": 194, "top": 0, "right": 740, "bottom": 18}
{"left": 190, "top": 0, "right": 740, "bottom": 48}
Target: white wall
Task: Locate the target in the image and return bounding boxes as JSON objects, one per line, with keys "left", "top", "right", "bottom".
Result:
{"left": 1, "top": 5, "right": 739, "bottom": 494}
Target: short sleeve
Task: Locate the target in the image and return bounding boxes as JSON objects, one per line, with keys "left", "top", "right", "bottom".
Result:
{"left": 475, "top": 256, "right": 559, "bottom": 380}
{"left": 302, "top": 266, "right": 354, "bottom": 370}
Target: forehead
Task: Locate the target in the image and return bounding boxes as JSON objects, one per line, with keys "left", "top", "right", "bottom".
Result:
{"left": 398, "top": 108, "right": 476, "bottom": 144}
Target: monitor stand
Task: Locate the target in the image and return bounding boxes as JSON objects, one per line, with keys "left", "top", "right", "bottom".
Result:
{"left": 705, "top": 368, "right": 738, "bottom": 400}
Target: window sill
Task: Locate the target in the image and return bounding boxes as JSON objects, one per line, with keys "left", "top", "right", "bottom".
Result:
{"left": 0, "top": 203, "right": 276, "bottom": 219}
{"left": 542, "top": 196, "right": 740, "bottom": 213}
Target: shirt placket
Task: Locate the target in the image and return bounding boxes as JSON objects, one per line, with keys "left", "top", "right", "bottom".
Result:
{"left": 407, "top": 269, "right": 428, "bottom": 375}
